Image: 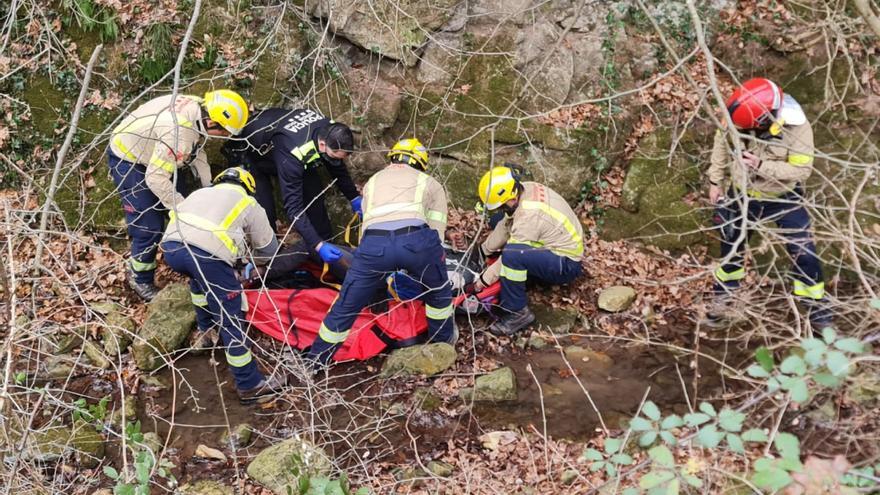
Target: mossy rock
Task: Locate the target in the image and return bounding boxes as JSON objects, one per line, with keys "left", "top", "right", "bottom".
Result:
{"left": 380, "top": 343, "right": 456, "bottom": 377}
{"left": 131, "top": 283, "right": 196, "bottom": 371}
{"left": 30, "top": 421, "right": 105, "bottom": 468}
{"left": 246, "top": 437, "right": 333, "bottom": 495}
{"left": 532, "top": 305, "right": 580, "bottom": 333}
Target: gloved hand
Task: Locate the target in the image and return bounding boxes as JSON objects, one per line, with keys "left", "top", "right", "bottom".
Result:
{"left": 350, "top": 196, "right": 363, "bottom": 217}
{"left": 243, "top": 262, "right": 256, "bottom": 280}
{"left": 316, "top": 242, "right": 343, "bottom": 263}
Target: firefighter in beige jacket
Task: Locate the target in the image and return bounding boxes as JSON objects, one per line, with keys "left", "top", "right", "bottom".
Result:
{"left": 472, "top": 166, "right": 584, "bottom": 336}
{"left": 160, "top": 167, "right": 284, "bottom": 404}
{"left": 108, "top": 90, "right": 249, "bottom": 301}
{"left": 705, "top": 77, "right": 830, "bottom": 329}
{"left": 306, "top": 138, "right": 455, "bottom": 366}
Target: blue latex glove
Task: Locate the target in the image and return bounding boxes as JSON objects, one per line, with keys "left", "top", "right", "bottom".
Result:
{"left": 317, "top": 242, "right": 343, "bottom": 263}
{"left": 350, "top": 196, "right": 363, "bottom": 217}
{"left": 243, "top": 262, "right": 255, "bottom": 279}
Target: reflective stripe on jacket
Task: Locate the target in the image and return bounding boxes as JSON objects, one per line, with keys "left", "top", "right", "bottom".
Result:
{"left": 162, "top": 183, "right": 276, "bottom": 265}
{"left": 361, "top": 163, "right": 448, "bottom": 238}
{"left": 110, "top": 94, "right": 211, "bottom": 209}
{"left": 480, "top": 182, "right": 584, "bottom": 285}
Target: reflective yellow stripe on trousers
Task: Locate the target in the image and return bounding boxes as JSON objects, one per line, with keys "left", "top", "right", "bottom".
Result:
{"left": 318, "top": 322, "right": 349, "bottom": 344}
{"left": 226, "top": 350, "right": 253, "bottom": 367}
{"left": 425, "top": 303, "right": 453, "bottom": 320}
{"left": 168, "top": 184, "right": 255, "bottom": 256}
{"left": 190, "top": 292, "right": 208, "bottom": 307}
{"left": 714, "top": 266, "right": 745, "bottom": 282}
{"left": 500, "top": 264, "right": 528, "bottom": 282}
{"left": 519, "top": 200, "right": 583, "bottom": 257}
{"left": 793, "top": 280, "right": 824, "bottom": 300}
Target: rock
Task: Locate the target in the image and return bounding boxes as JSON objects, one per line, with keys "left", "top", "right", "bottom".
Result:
{"left": 472, "top": 367, "right": 517, "bottom": 401}
{"left": 102, "top": 310, "right": 135, "bottom": 356}
{"left": 90, "top": 301, "right": 118, "bottom": 315}
{"left": 427, "top": 460, "right": 454, "bottom": 477}
{"left": 82, "top": 340, "right": 111, "bottom": 369}
{"left": 43, "top": 355, "right": 74, "bottom": 379}
{"left": 561, "top": 469, "right": 578, "bottom": 485}
{"left": 138, "top": 432, "right": 163, "bottom": 455}
{"left": 53, "top": 333, "right": 82, "bottom": 355}
{"left": 478, "top": 430, "right": 517, "bottom": 451}
{"left": 179, "top": 480, "right": 235, "bottom": 495}
{"left": 532, "top": 305, "right": 580, "bottom": 333}
{"left": 413, "top": 388, "right": 442, "bottom": 412}
{"left": 31, "top": 421, "right": 104, "bottom": 468}
{"left": 527, "top": 333, "right": 549, "bottom": 350}
{"left": 563, "top": 346, "right": 614, "bottom": 368}
{"left": 220, "top": 423, "right": 253, "bottom": 449}
{"left": 109, "top": 395, "right": 138, "bottom": 429}
{"left": 132, "top": 283, "right": 196, "bottom": 371}
{"left": 380, "top": 343, "right": 456, "bottom": 377}
{"left": 597, "top": 286, "right": 637, "bottom": 312}
{"left": 392, "top": 466, "right": 427, "bottom": 482}
{"left": 310, "top": 0, "right": 459, "bottom": 66}
{"left": 515, "top": 21, "right": 573, "bottom": 111}
{"left": 342, "top": 68, "right": 401, "bottom": 134}
{"left": 246, "top": 436, "right": 332, "bottom": 494}
{"left": 417, "top": 31, "right": 463, "bottom": 85}
{"left": 195, "top": 444, "right": 227, "bottom": 462}
{"left": 140, "top": 375, "right": 169, "bottom": 391}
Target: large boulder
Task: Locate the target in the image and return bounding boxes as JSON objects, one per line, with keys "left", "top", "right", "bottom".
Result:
{"left": 246, "top": 436, "right": 333, "bottom": 494}
{"left": 381, "top": 343, "right": 457, "bottom": 377}
{"left": 131, "top": 283, "right": 196, "bottom": 371}
{"left": 30, "top": 421, "right": 105, "bottom": 468}
{"left": 310, "top": 0, "right": 460, "bottom": 66}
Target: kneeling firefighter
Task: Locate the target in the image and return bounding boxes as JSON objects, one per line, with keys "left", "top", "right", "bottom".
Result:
{"left": 471, "top": 166, "right": 585, "bottom": 336}
{"left": 306, "top": 138, "right": 456, "bottom": 366}
{"left": 160, "top": 167, "right": 285, "bottom": 404}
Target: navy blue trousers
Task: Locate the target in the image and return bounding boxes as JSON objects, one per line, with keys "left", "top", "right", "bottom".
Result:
{"left": 307, "top": 226, "right": 454, "bottom": 364}
{"left": 498, "top": 244, "right": 583, "bottom": 311}
{"left": 161, "top": 241, "right": 263, "bottom": 390}
{"left": 714, "top": 190, "right": 824, "bottom": 299}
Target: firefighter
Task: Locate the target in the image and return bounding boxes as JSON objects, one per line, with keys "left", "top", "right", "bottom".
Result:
{"left": 109, "top": 89, "right": 249, "bottom": 301}
{"left": 706, "top": 77, "right": 831, "bottom": 329}
{"left": 159, "top": 167, "right": 285, "bottom": 404}
{"left": 221, "top": 108, "right": 360, "bottom": 277}
{"left": 471, "top": 166, "right": 585, "bottom": 336}
{"left": 306, "top": 138, "right": 455, "bottom": 366}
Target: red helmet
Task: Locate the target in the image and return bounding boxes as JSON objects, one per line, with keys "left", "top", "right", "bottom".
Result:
{"left": 725, "top": 78, "right": 783, "bottom": 130}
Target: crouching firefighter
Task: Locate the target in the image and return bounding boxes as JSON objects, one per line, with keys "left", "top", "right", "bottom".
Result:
{"left": 109, "top": 89, "right": 249, "bottom": 301}
{"left": 471, "top": 166, "right": 585, "bottom": 336}
{"left": 306, "top": 138, "right": 456, "bottom": 366}
{"left": 160, "top": 168, "right": 285, "bottom": 404}
{"left": 706, "top": 77, "right": 831, "bottom": 329}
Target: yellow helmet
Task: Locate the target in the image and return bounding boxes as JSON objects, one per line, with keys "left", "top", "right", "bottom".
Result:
{"left": 478, "top": 166, "right": 520, "bottom": 210}
{"left": 204, "top": 89, "right": 249, "bottom": 135}
{"left": 387, "top": 138, "right": 429, "bottom": 170}
{"left": 213, "top": 167, "right": 256, "bottom": 195}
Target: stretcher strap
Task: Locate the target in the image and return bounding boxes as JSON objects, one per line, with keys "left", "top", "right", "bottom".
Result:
{"left": 344, "top": 213, "right": 360, "bottom": 247}
{"left": 320, "top": 263, "right": 342, "bottom": 290}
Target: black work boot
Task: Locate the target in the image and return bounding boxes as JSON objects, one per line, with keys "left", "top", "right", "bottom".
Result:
{"left": 237, "top": 374, "right": 287, "bottom": 405}
{"left": 126, "top": 268, "right": 159, "bottom": 301}
{"left": 489, "top": 306, "right": 536, "bottom": 337}
{"left": 807, "top": 299, "right": 834, "bottom": 331}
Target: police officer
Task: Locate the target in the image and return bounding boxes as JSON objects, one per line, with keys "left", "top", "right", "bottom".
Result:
{"left": 471, "top": 166, "right": 585, "bottom": 336}
{"left": 109, "top": 89, "right": 249, "bottom": 301}
{"left": 706, "top": 77, "right": 831, "bottom": 329}
{"left": 306, "top": 139, "right": 455, "bottom": 366}
{"left": 160, "top": 167, "right": 285, "bottom": 404}
{"left": 221, "top": 108, "right": 360, "bottom": 276}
